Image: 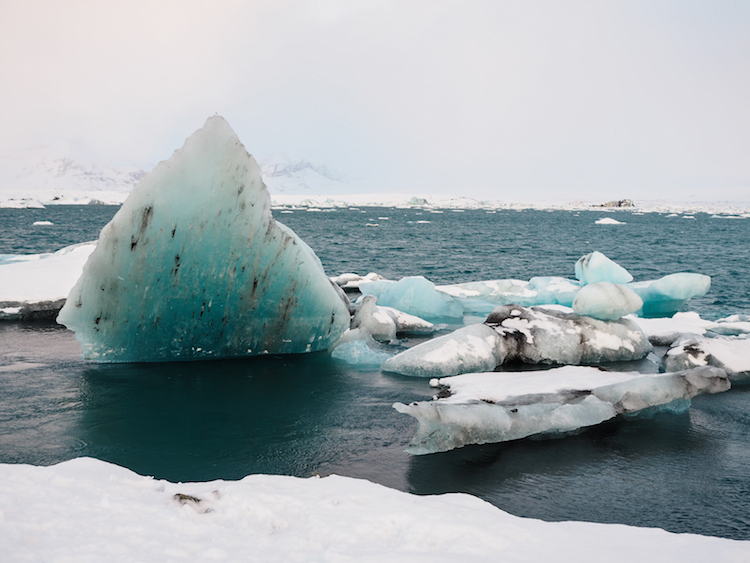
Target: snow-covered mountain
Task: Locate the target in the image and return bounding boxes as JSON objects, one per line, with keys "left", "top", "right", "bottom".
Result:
{"left": 0, "top": 145, "right": 147, "bottom": 205}
{"left": 0, "top": 146, "right": 353, "bottom": 205}
{"left": 257, "top": 156, "right": 351, "bottom": 195}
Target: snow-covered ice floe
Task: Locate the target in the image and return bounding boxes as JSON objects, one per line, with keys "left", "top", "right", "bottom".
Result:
{"left": 664, "top": 335, "right": 750, "bottom": 383}
{"left": 382, "top": 305, "right": 652, "bottom": 377}
{"left": 362, "top": 251, "right": 710, "bottom": 321}
{"left": 57, "top": 116, "right": 350, "bottom": 361}
{"left": 2, "top": 457, "right": 747, "bottom": 562}
{"left": 572, "top": 281, "right": 643, "bottom": 320}
{"left": 331, "top": 333, "right": 393, "bottom": 367}
{"left": 350, "top": 294, "right": 435, "bottom": 341}
{"left": 595, "top": 217, "right": 625, "bottom": 225}
{"left": 393, "top": 365, "right": 729, "bottom": 455}
{"left": 0, "top": 242, "right": 96, "bottom": 320}
{"left": 330, "top": 271, "right": 385, "bottom": 292}
{"left": 359, "top": 275, "right": 464, "bottom": 322}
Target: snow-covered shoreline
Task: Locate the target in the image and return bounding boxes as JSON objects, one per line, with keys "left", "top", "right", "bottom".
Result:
{"left": 1, "top": 457, "right": 747, "bottom": 562}
{"left": 2, "top": 190, "right": 750, "bottom": 215}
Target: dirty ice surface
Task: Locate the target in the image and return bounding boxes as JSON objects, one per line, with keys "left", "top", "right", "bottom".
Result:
{"left": 56, "top": 116, "right": 349, "bottom": 361}
{"left": 393, "top": 365, "right": 729, "bottom": 454}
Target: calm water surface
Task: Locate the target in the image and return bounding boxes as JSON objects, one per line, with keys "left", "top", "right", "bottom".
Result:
{"left": 1, "top": 205, "right": 749, "bottom": 540}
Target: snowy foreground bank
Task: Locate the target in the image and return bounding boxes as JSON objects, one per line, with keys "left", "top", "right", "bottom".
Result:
{"left": 1, "top": 458, "right": 747, "bottom": 562}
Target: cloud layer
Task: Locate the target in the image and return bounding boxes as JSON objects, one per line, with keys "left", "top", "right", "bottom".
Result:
{"left": 1, "top": 0, "right": 748, "bottom": 201}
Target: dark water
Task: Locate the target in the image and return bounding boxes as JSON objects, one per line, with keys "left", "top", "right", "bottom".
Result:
{"left": 1, "top": 206, "right": 750, "bottom": 540}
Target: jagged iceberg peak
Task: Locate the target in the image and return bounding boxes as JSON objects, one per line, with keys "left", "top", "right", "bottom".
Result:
{"left": 57, "top": 116, "right": 350, "bottom": 362}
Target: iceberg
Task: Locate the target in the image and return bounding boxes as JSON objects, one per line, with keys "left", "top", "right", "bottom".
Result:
{"left": 627, "top": 312, "right": 717, "bottom": 346}
{"left": 436, "top": 277, "right": 581, "bottom": 311}
{"left": 575, "top": 251, "right": 633, "bottom": 285}
{"left": 57, "top": 116, "right": 350, "bottom": 362}
{"left": 382, "top": 305, "right": 652, "bottom": 377}
{"left": 331, "top": 338, "right": 392, "bottom": 367}
{"left": 393, "top": 365, "right": 729, "bottom": 454}
{"left": 330, "top": 271, "right": 386, "bottom": 292}
{"left": 353, "top": 253, "right": 708, "bottom": 322}
{"left": 383, "top": 323, "right": 504, "bottom": 377}
{"left": 594, "top": 217, "right": 625, "bottom": 225}
{"left": 359, "top": 275, "right": 464, "bottom": 322}
{"left": 710, "top": 314, "right": 750, "bottom": 336}
{"left": 664, "top": 334, "right": 750, "bottom": 383}
{"left": 572, "top": 282, "right": 643, "bottom": 321}
{"left": 627, "top": 273, "right": 711, "bottom": 317}
{"left": 350, "top": 295, "right": 435, "bottom": 342}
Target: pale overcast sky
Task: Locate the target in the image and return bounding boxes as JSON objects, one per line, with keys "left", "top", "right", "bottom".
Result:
{"left": 1, "top": 0, "right": 748, "bottom": 201}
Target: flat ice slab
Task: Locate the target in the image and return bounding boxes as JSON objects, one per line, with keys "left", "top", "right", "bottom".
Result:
{"left": 0, "top": 242, "right": 96, "bottom": 320}
{"left": 57, "top": 116, "right": 350, "bottom": 361}
{"left": 394, "top": 365, "right": 729, "bottom": 454}
{"left": 1, "top": 457, "right": 746, "bottom": 562}
{"left": 664, "top": 335, "right": 750, "bottom": 383}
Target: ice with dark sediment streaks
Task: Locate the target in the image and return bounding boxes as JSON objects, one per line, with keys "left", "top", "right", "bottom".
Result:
{"left": 393, "top": 365, "right": 730, "bottom": 454}
{"left": 57, "top": 116, "right": 349, "bottom": 362}
{"left": 382, "top": 305, "right": 652, "bottom": 377}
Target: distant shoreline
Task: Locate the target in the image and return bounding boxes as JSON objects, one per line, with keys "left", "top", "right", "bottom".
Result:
{"left": 1, "top": 190, "right": 749, "bottom": 215}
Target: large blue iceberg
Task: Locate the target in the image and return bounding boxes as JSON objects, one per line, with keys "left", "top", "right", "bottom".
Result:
{"left": 57, "top": 116, "right": 350, "bottom": 362}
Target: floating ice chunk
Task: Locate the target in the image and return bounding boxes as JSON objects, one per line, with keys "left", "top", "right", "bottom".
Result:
{"left": 664, "top": 335, "right": 750, "bottom": 383}
{"left": 575, "top": 251, "right": 633, "bottom": 285}
{"left": 627, "top": 312, "right": 717, "bottom": 346}
{"left": 710, "top": 315, "right": 750, "bottom": 336}
{"left": 594, "top": 217, "right": 625, "bottom": 225}
{"left": 485, "top": 305, "right": 651, "bottom": 366}
{"left": 572, "top": 282, "right": 642, "bottom": 321}
{"left": 382, "top": 324, "right": 505, "bottom": 377}
{"left": 0, "top": 242, "right": 96, "bottom": 320}
{"left": 436, "top": 277, "right": 581, "bottom": 314}
{"left": 331, "top": 339, "right": 392, "bottom": 367}
{"left": 437, "top": 279, "right": 538, "bottom": 315}
{"left": 350, "top": 296, "right": 435, "bottom": 340}
{"left": 527, "top": 276, "right": 582, "bottom": 307}
{"left": 383, "top": 305, "right": 651, "bottom": 377}
{"left": 393, "top": 365, "right": 729, "bottom": 454}
{"left": 379, "top": 306, "right": 436, "bottom": 335}
{"left": 57, "top": 116, "right": 350, "bottom": 362}
{"left": 357, "top": 278, "right": 396, "bottom": 297}
{"left": 627, "top": 273, "right": 710, "bottom": 317}
{"left": 351, "top": 295, "right": 397, "bottom": 341}
{"left": 360, "top": 276, "right": 463, "bottom": 322}
{"left": 330, "top": 272, "right": 385, "bottom": 292}
{"left": 0, "top": 198, "right": 45, "bottom": 209}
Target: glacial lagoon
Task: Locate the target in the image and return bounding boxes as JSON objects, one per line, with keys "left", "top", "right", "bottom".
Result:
{"left": 1, "top": 205, "right": 749, "bottom": 539}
